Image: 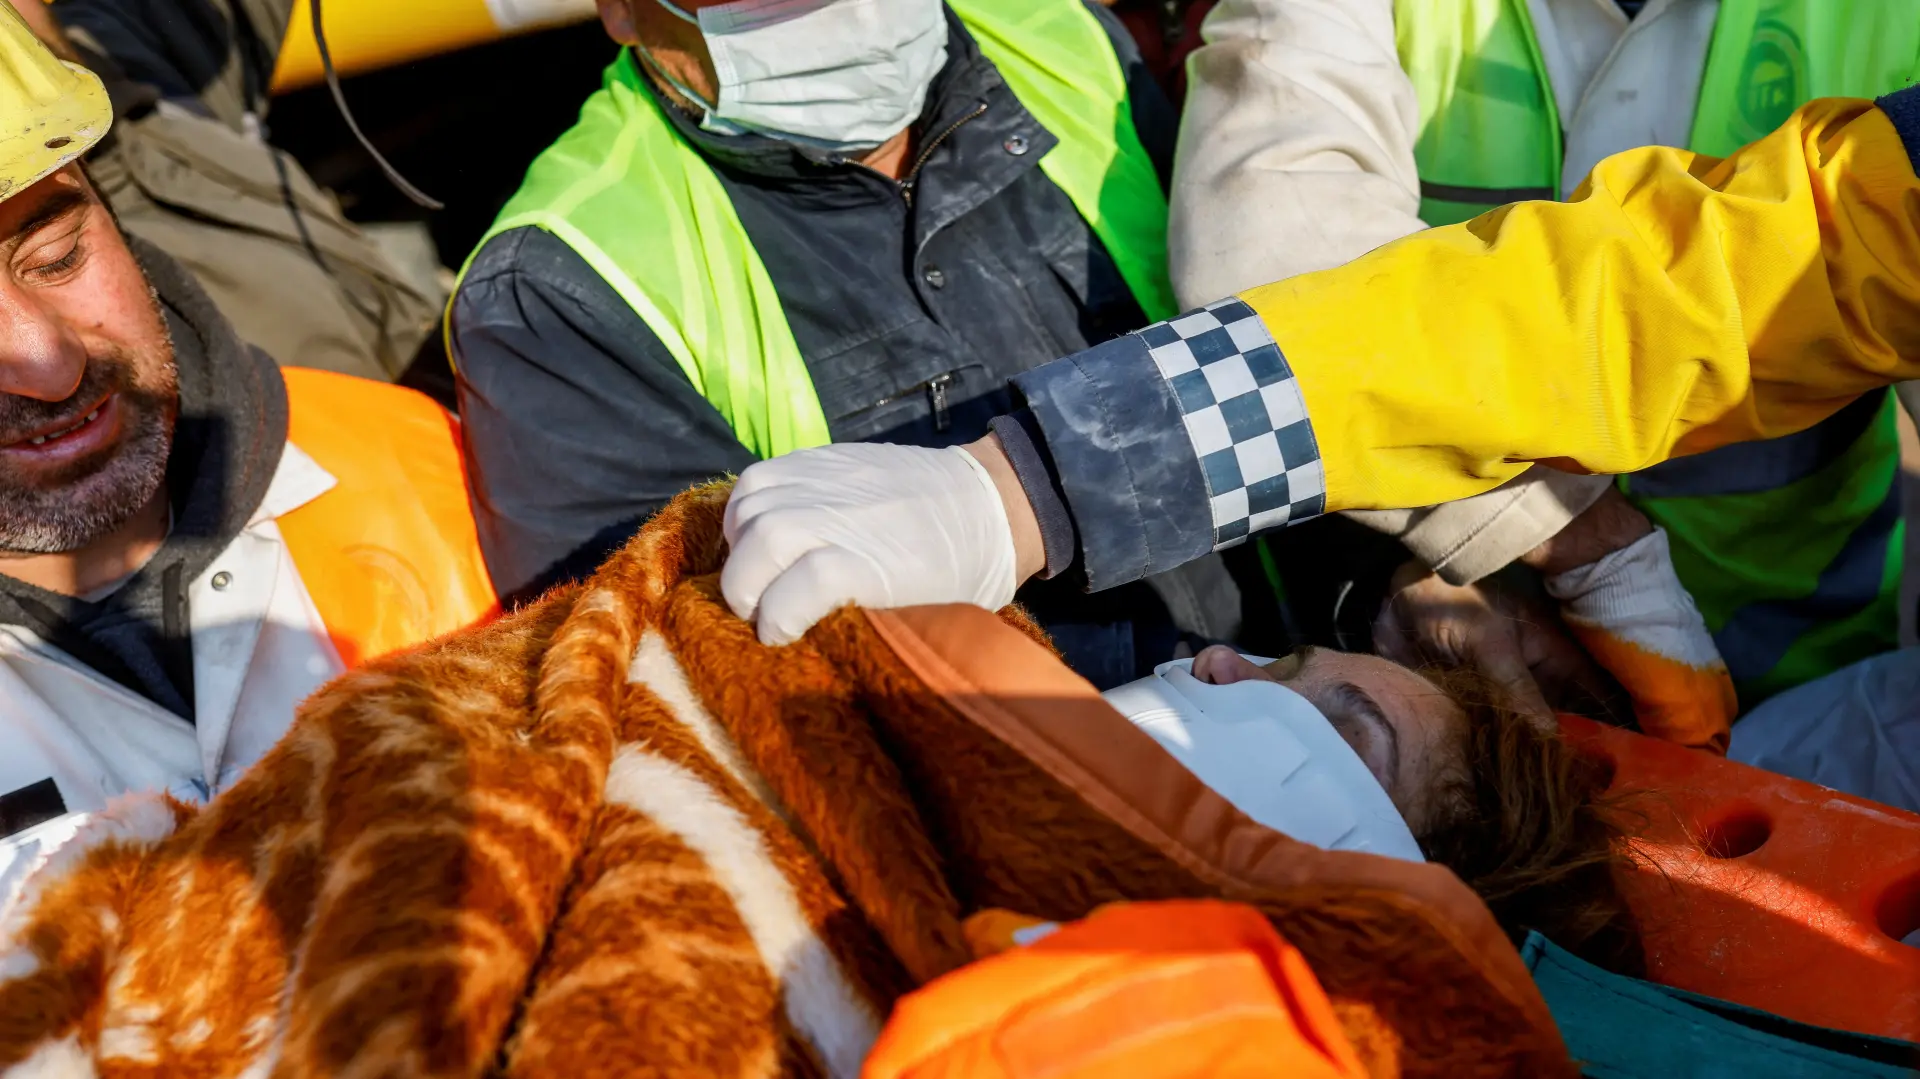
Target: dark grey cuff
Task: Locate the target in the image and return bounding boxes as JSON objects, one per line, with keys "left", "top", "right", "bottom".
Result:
{"left": 1877, "top": 84, "right": 1920, "bottom": 177}
{"left": 989, "top": 410, "right": 1075, "bottom": 579}
{"left": 1010, "top": 334, "right": 1214, "bottom": 592}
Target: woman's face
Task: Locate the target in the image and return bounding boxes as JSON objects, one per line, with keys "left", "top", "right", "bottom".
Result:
{"left": 1191, "top": 645, "right": 1466, "bottom": 835}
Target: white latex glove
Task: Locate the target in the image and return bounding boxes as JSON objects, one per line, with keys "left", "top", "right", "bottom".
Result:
{"left": 721, "top": 443, "right": 1020, "bottom": 645}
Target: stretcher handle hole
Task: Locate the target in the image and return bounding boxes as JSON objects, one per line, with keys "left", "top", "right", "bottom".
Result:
{"left": 1697, "top": 807, "right": 1771, "bottom": 860}
{"left": 1874, "top": 870, "right": 1920, "bottom": 948}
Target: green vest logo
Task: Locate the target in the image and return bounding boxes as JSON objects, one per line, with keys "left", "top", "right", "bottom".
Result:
{"left": 1735, "top": 18, "right": 1805, "bottom": 144}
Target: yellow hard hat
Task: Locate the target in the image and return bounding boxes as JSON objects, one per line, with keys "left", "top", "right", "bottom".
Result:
{"left": 0, "top": 0, "right": 108, "bottom": 204}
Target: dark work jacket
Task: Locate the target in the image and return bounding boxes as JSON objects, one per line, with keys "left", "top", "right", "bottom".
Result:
{"left": 452, "top": 5, "right": 1178, "bottom": 686}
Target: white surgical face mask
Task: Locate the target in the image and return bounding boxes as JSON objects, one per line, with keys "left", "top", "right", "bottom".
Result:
{"left": 641, "top": 0, "right": 948, "bottom": 153}
{"left": 1101, "top": 658, "right": 1426, "bottom": 863}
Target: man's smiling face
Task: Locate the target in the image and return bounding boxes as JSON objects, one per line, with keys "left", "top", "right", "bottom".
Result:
{"left": 0, "top": 166, "right": 177, "bottom": 554}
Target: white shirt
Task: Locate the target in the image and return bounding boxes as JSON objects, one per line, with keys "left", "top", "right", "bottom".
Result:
{"left": 0, "top": 442, "right": 345, "bottom": 911}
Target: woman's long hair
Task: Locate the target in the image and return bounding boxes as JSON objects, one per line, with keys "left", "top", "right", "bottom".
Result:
{"left": 1415, "top": 666, "right": 1645, "bottom": 973}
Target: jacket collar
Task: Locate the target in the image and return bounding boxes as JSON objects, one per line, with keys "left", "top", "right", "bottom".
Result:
{"left": 252, "top": 443, "right": 335, "bottom": 526}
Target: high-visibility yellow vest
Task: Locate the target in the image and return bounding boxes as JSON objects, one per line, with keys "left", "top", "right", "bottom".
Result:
{"left": 1392, "top": 0, "right": 1920, "bottom": 702}
{"left": 455, "top": 0, "right": 1173, "bottom": 461}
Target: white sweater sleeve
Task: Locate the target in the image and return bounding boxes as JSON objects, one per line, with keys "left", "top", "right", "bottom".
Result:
{"left": 1167, "top": 0, "right": 1427, "bottom": 308}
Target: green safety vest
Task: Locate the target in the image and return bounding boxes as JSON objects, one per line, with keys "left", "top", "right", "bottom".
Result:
{"left": 456, "top": 0, "right": 1173, "bottom": 462}
{"left": 1394, "top": 0, "right": 1920, "bottom": 224}
{"left": 1392, "top": 0, "right": 1920, "bottom": 703}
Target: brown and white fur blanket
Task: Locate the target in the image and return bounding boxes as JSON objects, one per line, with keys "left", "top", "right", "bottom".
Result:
{"left": 0, "top": 486, "right": 1572, "bottom": 1078}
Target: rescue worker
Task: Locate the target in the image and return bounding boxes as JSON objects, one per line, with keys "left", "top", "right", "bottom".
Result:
{"left": 716, "top": 84, "right": 1920, "bottom": 769}
{"left": 448, "top": 0, "right": 1228, "bottom": 688}
{"left": 1168, "top": 0, "right": 1920, "bottom": 708}
{"left": 0, "top": 4, "right": 494, "bottom": 899}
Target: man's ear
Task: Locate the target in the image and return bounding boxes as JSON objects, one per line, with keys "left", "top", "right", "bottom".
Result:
{"left": 596, "top": 0, "right": 640, "bottom": 45}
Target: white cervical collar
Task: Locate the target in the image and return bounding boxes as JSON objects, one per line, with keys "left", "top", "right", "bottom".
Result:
{"left": 1102, "top": 658, "right": 1426, "bottom": 863}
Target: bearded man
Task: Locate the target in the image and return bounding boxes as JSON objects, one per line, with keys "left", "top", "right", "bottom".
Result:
{"left": 0, "top": 4, "right": 494, "bottom": 903}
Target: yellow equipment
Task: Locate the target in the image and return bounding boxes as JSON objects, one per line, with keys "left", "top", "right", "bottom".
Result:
{"left": 272, "top": 0, "right": 596, "bottom": 92}
{"left": 0, "top": 0, "right": 108, "bottom": 203}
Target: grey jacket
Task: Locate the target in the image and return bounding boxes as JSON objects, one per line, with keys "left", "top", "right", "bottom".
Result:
{"left": 448, "top": 6, "right": 1192, "bottom": 687}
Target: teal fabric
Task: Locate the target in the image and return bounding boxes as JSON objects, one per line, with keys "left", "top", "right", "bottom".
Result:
{"left": 1521, "top": 933, "right": 1920, "bottom": 1077}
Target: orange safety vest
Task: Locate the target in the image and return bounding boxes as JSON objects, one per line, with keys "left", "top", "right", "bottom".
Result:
{"left": 863, "top": 901, "right": 1369, "bottom": 1079}
{"left": 275, "top": 367, "right": 498, "bottom": 669}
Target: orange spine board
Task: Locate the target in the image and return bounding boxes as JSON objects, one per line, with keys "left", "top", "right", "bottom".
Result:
{"left": 1564, "top": 715, "right": 1920, "bottom": 1041}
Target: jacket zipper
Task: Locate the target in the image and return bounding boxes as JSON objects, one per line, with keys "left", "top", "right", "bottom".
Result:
{"left": 852, "top": 370, "right": 959, "bottom": 431}
{"left": 925, "top": 372, "right": 953, "bottom": 432}
{"left": 898, "top": 101, "right": 989, "bottom": 207}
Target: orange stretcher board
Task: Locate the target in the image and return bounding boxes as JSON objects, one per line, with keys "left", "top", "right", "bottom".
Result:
{"left": 1561, "top": 715, "right": 1920, "bottom": 1042}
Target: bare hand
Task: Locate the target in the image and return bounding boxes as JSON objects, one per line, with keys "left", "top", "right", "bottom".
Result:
{"left": 1372, "top": 561, "right": 1626, "bottom": 726}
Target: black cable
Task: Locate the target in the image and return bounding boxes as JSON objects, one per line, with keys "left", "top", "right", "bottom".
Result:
{"left": 309, "top": 0, "right": 444, "bottom": 210}
{"left": 267, "top": 141, "right": 388, "bottom": 335}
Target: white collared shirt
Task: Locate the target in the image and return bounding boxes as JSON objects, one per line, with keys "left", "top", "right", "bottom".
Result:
{"left": 0, "top": 441, "right": 344, "bottom": 911}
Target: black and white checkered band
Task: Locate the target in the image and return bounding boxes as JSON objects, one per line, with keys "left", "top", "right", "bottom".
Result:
{"left": 1138, "top": 297, "right": 1326, "bottom": 549}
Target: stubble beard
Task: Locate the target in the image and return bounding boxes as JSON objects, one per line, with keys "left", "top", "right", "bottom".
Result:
{"left": 0, "top": 292, "right": 178, "bottom": 555}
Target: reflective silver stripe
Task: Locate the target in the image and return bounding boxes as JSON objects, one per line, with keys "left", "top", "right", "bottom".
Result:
{"left": 1627, "top": 390, "right": 1886, "bottom": 499}
{"left": 1418, "top": 179, "right": 1555, "bottom": 205}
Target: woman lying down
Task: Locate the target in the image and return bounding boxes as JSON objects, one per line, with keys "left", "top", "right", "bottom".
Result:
{"left": 1102, "top": 641, "right": 1638, "bottom": 969}
{"left": 1092, "top": 478, "right": 1916, "bottom": 968}
{"left": 1092, "top": 489, "right": 1799, "bottom": 971}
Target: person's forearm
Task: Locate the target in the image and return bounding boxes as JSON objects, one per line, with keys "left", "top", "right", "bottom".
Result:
{"left": 1008, "top": 313, "right": 1253, "bottom": 591}
{"left": 1518, "top": 488, "right": 1653, "bottom": 578}
{"left": 1249, "top": 91, "right": 1920, "bottom": 513}
{"left": 963, "top": 432, "right": 1046, "bottom": 585}
{"left": 1006, "top": 89, "right": 1920, "bottom": 595}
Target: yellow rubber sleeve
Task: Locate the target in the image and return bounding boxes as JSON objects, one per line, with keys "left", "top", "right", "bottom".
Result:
{"left": 1236, "top": 97, "right": 1920, "bottom": 514}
